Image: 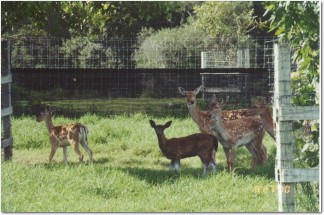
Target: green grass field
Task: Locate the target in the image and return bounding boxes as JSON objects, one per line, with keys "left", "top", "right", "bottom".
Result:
{"left": 2, "top": 112, "right": 311, "bottom": 212}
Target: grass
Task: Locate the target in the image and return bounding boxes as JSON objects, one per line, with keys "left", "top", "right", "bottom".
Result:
{"left": 2, "top": 113, "right": 282, "bottom": 212}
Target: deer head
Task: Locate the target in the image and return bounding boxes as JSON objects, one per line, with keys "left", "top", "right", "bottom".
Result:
{"left": 149, "top": 120, "right": 172, "bottom": 136}
{"left": 208, "top": 95, "right": 229, "bottom": 117}
{"left": 36, "top": 106, "right": 56, "bottom": 122}
{"left": 178, "top": 86, "right": 202, "bottom": 106}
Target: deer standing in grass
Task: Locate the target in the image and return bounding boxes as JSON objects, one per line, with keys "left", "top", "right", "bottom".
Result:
{"left": 36, "top": 106, "right": 93, "bottom": 164}
{"left": 178, "top": 86, "right": 275, "bottom": 140}
{"left": 207, "top": 96, "right": 267, "bottom": 172}
{"left": 149, "top": 120, "right": 218, "bottom": 176}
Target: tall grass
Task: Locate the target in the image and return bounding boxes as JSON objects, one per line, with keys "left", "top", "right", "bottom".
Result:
{"left": 4, "top": 113, "right": 314, "bottom": 212}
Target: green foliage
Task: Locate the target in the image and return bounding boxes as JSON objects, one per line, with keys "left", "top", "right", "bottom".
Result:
{"left": 60, "top": 37, "right": 117, "bottom": 68}
{"left": 264, "top": 1, "right": 320, "bottom": 83}
{"left": 2, "top": 1, "right": 197, "bottom": 38}
{"left": 193, "top": 2, "right": 256, "bottom": 39}
{"left": 135, "top": 22, "right": 209, "bottom": 68}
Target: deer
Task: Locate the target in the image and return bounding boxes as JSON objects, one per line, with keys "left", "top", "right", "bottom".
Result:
{"left": 36, "top": 106, "right": 93, "bottom": 164}
{"left": 207, "top": 96, "right": 267, "bottom": 172}
{"left": 149, "top": 120, "right": 218, "bottom": 176}
{"left": 178, "top": 86, "right": 275, "bottom": 140}
{"left": 241, "top": 99, "right": 275, "bottom": 140}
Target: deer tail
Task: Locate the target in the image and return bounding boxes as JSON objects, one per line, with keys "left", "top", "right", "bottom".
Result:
{"left": 79, "top": 125, "right": 89, "bottom": 143}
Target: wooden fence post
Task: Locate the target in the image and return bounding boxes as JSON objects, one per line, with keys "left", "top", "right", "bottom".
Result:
{"left": 236, "top": 49, "right": 243, "bottom": 67}
{"left": 201, "top": 51, "right": 207, "bottom": 69}
{"left": 1, "top": 40, "right": 13, "bottom": 161}
{"left": 273, "top": 43, "right": 295, "bottom": 212}
{"left": 244, "top": 48, "right": 250, "bottom": 68}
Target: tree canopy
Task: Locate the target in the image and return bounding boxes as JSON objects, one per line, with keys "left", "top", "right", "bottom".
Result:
{"left": 1, "top": 1, "right": 198, "bottom": 38}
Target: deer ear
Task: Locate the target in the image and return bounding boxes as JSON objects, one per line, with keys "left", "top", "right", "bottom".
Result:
{"left": 164, "top": 121, "right": 172, "bottom": 128}
{"left": 179, "top": 87, "right": 186, "bottom": 95}
{"left": 149, "top": 120, "right": 156, "bottom": 128}
{"left": 194, "top": 86, "right": 202, "bottom": 95}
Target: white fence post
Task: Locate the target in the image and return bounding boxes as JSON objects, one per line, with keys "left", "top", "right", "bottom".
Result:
{"left": 273, "top": 43, "right": 295, "bottom": 212}
{"left": 244, "top": 48, "right": 250, "bottom": 68}
{"left": 201, "top": 51, "right": 207, "bottom": 69}
{"left": 236, "top": 49, "right": 243, "bottom": 67}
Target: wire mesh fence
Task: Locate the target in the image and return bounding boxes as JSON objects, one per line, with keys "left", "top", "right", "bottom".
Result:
{"left": 10, "top": 36, "right": 277, "bottom": 69}
{"left": 11, "top": 68, "right": 272, "bottom": 117}
{"left": 6, "top": 36, "right": 279, "bottom": 117}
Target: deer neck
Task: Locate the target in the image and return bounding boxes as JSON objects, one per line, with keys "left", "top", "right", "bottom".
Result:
{"left": 44, "top": 116, "right": 55, "bottom": 133}
{"left": 187, "top": 103, "right": 203, "bottom": 124}
{"left": 156, "top": 133, "right": 168, "bottom": 151}
{"left": 212, "top": 110, "right": 229, "bottom": 143}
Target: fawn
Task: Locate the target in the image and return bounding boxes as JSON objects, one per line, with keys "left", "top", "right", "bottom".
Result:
{"left": 149, "top": 120, "right": 218, "bottom": 176}
{"left": 36, "top": 106, "right": 93, "bottom": 164}
{"left": 207, "top": 96, "right": 267, "bottom": 172}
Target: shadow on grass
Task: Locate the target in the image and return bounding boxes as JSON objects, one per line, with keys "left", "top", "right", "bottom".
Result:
{"left": 232, "top": 156, "right": 276, "bottom": 179}
{"left": 94, "top": 157, "right": 110, "bottom": 164}
{"left": 118, "top": 161, "right": 228, "bottom": 186}
{"left": 27, "top": 160, "right": 96, "bottom": 170}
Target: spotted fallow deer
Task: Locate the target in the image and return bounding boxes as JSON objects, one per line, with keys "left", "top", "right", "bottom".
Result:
{"left": 178, "top": 86, "right": 275, "bottom": 140}
{"left": 207, "top": 96, "right": 267, "bottom": 172}
{"left": 36, "top": 106, "right": 93, "bottom": 164}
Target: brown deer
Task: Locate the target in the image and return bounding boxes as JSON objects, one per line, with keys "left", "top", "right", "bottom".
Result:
{"left": 207, "top": 96, "right": 267, "bottom": 172}
{"left": 149, "top": 120, "right": 218, "bottom": 176}
{"left": 36, "top": 106, "right": 93, "bottom": 164}
{"left": 178, "top": 86, "right": 275, "bottom": 140}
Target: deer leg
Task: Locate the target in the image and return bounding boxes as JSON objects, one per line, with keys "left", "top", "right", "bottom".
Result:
{"left": 229, "top": 146, "right": 237, "bottom": 172}
{"left": 70, "top": 142, "right": 84, "bottom": 162}
{"left": 208, "top": 162, "right": 217, "bottom": 175}
{"left": 49, "top": 144, "right": 58, "bottom": 163}
{"left": 169, "top": 160, "right": 175, "bottom": 172}
{"left": 204, "top": 152, "right": 217, "bottom": 176}
{"left": 223, "top": 147, "right": 231, "bottom": 172}
{"left": 80, "top": 139, "right": 93, "bottom": 163}
{"left": 63, "top": 146, "right": 68, "bottom": 164}
{"left": 174, "top": 160, "right": 181, "bottom": 173}
{"left": 210, "top": 149, "right": 217, "bottom": 174}
{"left": 202, "top": 163, "right": 208, "bottom": 177}
{"left": 245, "top": 143, "right": 257, "bottom": 169}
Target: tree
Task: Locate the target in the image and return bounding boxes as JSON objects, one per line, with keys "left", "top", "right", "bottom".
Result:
{"left": 1, "top": 1, "right": 196, "bottom": 38}
{"left": 193, "top": 2, "right": 256, "bottom": 41}
{"left": 264, "top": 1, "right": 320, "bottom": 84}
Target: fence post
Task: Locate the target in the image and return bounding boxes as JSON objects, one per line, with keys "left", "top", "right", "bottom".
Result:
{"left": 244, "top": 48, "right": 250, "bottom": 68}
{"left": 201, "top": 51, "right": 207, "bottom": 69}
{"left": 1, "top": 40, "right": 13, "bottom": 161}
{"left": 236, "top": 49, "right": 243, "bottom": 67}
{"left": 273, "top": 43, "right": 295, "bottom": 212}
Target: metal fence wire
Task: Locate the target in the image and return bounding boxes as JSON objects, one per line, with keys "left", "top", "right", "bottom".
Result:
{"left": 10, "top": 36, "right": 277, "bottom": 69}
{"left": 7, "top": 36, "right": 278, "bottom": 117}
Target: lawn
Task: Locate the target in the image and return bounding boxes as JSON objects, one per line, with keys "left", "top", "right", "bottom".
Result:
{"left": 1, "top": 113, "right": 281, "bottom": 212}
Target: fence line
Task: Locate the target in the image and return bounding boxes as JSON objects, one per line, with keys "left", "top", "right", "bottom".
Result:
{"left": 273, "top": 43, "right": 319, "bottom": 212}
{"left": 9, "top": 36, "right": 276, "bottom": 69}
{"left": 11, "top": 68, "right": 273, "bottom": 116}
